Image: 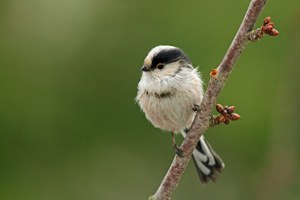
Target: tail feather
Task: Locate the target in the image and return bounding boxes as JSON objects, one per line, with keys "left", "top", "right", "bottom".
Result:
{"left": 192, "top": 136, "right": 224, "bottom": 183}
{"left": 181, "top": 130, "right": 224, "bottom": 183}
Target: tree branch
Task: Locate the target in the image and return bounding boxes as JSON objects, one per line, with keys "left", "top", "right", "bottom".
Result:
{"left": 149, "top": 0, "right": 279, "bottom": 199}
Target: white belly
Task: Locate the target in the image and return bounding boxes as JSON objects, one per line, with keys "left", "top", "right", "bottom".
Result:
{"left": 139, "top": 90, "right": 197, "bottom": 132}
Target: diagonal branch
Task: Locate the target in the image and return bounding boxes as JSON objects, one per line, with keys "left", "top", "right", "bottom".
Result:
{"left": 149, "top": 0, "right": 279, "bottom": 199}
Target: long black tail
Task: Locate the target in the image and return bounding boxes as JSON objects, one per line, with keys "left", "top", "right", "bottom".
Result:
{"left": 182, "top": 131, "right": 225, "bottom": 183}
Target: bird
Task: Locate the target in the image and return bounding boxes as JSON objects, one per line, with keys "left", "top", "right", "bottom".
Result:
{"left": 136, "top": 45, "right": 224, "bottom": 183}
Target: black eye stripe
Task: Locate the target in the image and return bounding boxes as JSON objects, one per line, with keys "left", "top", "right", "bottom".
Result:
{"left": 151, "top": 48, "right": 190, "bottom": 69}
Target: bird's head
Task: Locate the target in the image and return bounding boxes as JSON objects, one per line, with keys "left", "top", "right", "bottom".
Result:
{"left": 141, "top": 45, "right": 192, "bottom": 79}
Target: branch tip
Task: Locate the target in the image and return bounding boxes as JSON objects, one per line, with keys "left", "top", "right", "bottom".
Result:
{"left": 248, "top": 16, "right": 279, "bottom": 42}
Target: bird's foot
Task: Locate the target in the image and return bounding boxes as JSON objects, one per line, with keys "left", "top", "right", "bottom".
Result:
{"left": 171, "top": 132, "right": 185, "bottom": 158}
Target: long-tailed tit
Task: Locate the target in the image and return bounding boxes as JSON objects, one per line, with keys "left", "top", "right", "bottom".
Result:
{"left": 136, "top": 45, "right": 224, "bottom": 183}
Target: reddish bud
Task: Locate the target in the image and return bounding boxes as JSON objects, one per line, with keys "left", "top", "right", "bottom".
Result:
{"left": 261, "top": 25, "right": 265, "bottom": 32}
{"left": 269, "top": 29, "right": 279, "bottom": 36}
{"left": 264, "top": 24, "right": 274, "bottom": 33}
{"left": 230, "top": 113, "right": 241, "bottom": 121}
{"left": 268, "top": 22, "right": 275, "bottom": 27}
{"left": 216, "top": 104, "right": 224, "bottom": 113}
{"left": 263, "top": 16, "right": 271, "bottom": 25}
{"left": 227, "top": 106, "right": 235, "bottom": 114}
{"left": 218, "top": 115, "right": 226, "bottom": 123}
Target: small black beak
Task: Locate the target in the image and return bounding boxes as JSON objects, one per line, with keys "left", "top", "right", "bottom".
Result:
{"left": 141, "top": 65, "right": 150, "bottom": 72}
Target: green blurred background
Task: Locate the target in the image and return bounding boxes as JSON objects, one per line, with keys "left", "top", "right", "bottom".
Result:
{"left": 0, "top": 0, "right": 300, "bottom": 199}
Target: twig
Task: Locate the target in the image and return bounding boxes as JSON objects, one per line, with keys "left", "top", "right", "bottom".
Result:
{"left": 149, "top": 0, "right": 279, "bottom": 199}
{"left": 248, "top": 16, "right": 279, "bottom": 41}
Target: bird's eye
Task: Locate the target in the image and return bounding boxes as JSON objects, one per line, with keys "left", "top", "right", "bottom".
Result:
{"left": 157, "top": 63, "right": 165, "bottom": 70}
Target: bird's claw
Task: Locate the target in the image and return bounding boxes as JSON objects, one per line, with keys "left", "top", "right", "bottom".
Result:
{"left": 174, "top": 144, "right": 185, "bottom": 158}
{"left": 192, "top": 104, "right": 200, "bottom": 112}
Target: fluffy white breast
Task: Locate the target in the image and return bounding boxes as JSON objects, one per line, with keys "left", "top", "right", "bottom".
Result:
{"left": 137, "top": 66, "right": 203, "bottom": 133}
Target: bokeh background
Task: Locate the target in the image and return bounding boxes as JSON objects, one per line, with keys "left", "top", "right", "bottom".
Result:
{"left": 0, "top": 0, "right": 299, "bottom": 199}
